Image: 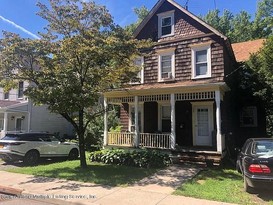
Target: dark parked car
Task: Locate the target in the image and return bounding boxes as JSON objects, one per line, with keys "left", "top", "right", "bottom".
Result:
{"left": 236, "top": 138, "right": 273, "bottom": 193}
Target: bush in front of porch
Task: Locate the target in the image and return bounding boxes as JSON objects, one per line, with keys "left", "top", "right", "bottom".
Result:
{"left": 89, "top": 149, "right": 171, "bottom": 168}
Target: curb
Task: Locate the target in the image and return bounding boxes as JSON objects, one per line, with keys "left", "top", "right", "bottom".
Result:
{"left": 0, "top": 185, "right": 23, "bottom": 196}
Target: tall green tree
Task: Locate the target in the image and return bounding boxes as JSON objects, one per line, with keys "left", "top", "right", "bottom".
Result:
{"left": 201, "top": 0, "right": 273, "bottom": 43}
{"left": 0, "top": 0, "right": 147, "bottom": 168}
{"left": 125, "top": 6, "right": 149, "bottom": 34}
{"left": 247, "top": 37, "right": 273, "bottom": 135}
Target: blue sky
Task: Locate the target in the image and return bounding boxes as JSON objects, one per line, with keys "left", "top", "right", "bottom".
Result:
{"left": 0, "top": 0, "right": 258, "bottom": 39}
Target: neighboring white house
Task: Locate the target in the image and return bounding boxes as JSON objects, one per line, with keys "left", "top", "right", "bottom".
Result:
{"left": 0, "top": 81, "right": 74, "bottom": 138}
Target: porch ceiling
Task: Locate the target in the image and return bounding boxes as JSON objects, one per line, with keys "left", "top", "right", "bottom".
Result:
{"left": 104, "top": 81, "right": 230, "bottom": 98}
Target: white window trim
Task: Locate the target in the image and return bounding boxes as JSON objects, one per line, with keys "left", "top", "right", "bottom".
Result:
{"left": 3, "top": 91, "right": 9, "bottom": 100}
{"left": 157, "top": 102, "right": 171, "bottom": 133}
{"left": 128, "top": 103, "right": 144, "bottom": 133}
{"left": 157, "top": 10, "right": 175, "bottom": 38}
{"left": 158, "top": 50, "right": 175, "bottom": 82}
{"left": 130, "top": 56, "right": 144, "bottom": 84}
{"left": 15, "top": 117, "right": 23, "bottom": 131}
{"left": 191, "top": 45, "right": 211, "bottom": 79}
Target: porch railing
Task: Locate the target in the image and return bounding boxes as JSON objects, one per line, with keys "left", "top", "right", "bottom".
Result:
{"left": 140, "top": 133, "right": 171, "bottom": 149}
{"left": 108, "top": 132, "right": 134, "bottom": 146}
{"left": 107, "top": 132, "right": 172, "bottom": 149}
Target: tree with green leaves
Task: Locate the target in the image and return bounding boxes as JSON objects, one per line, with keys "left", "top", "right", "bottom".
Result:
{"left": 201, "top": 0, "right": 273, "bottom": 43}
{"left": 245, "top": 37, "right": 273, "bottom": 136}
{"left": 0, "top": 0, "right": 147, "bottom": 168}
{"left": 125, "top": 6, "right": 149, "bottom": 34}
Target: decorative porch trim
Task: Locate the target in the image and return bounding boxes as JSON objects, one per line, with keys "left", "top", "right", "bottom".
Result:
{"left": 108, "top": 91, "right": 216, "bottom": 104}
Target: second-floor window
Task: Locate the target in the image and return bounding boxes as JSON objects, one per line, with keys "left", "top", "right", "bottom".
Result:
{"left": 131, "top": 57, "right": 144, "bottom": 84}
{"left": 18, "top": 81, "right": 24, "bottom": 99}
{"left": 4, "top": 91, "right": 9, "bottom": 100}
{"left": 191, "top": 45, "right": 211, "bottom": 79}
{"left": 158, "top": 50, "right": 175, "bottom": 81}
{"left": 158, "top": 11, "right": 175, "bottom": 38}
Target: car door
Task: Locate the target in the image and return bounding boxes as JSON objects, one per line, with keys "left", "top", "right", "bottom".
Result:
{"left": 48, "top": 135, "right": 69, "bottom": 156}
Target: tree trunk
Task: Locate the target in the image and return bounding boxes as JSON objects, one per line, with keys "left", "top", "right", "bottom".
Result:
{"left": 78, "top": 109, "right": 87, "bottom": 168}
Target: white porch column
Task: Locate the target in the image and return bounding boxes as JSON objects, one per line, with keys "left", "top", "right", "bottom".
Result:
{"left": 215, "top": 90, "right": 222, "bottom": 153}
{"left": 3, "top": 112, "right": 8, "bottom": 132}
{"left": 134, "top": 96, "right": 139, "bottom": 147}
{"left": 103, "top": 97, "right": 108, "bottom": 146}
{"left": 171, "top": 94, "right": 176, "bottom": 149}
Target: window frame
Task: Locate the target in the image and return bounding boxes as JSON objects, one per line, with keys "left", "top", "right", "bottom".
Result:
{"left": 158, "top": 103, "right": 171, "bottom": 133}
{"left": 158, "top": 50, "right": 175, "bottom": 82}
{"left": 18, "top": 81, "right": 24, "bottom": 99}
{"left": 128, "top": 103, "right": 144, "bottom": 133}
{"left": 240, "top": 106, "right": 258, "bottom": 127}
{"left": 130, "top": 56, "right": 144, "bottom": 84}
{"left": 157, "top": 10, "right": 175, "bottom": 38}
{"left": 3, "top": 91, "right": 9, "bottom": 100}
{"left": 191, "top": 45, "right": 212, "bottom": 79}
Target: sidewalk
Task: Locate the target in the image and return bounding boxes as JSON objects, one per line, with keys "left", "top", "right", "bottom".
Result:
{"left": 0, "top": 165, "right": 236, "bottom": 205}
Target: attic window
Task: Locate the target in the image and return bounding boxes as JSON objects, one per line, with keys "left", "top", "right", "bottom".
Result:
{"left": 158, "top": 10, "right": 175, "bottom": 38}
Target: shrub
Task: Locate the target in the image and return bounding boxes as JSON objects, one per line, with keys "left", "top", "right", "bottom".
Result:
{"left": 90, "top": 149, "right": 171, "bottom": 168}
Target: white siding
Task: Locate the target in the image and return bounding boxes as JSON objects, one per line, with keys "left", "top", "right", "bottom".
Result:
{"left": 30, "top": 104, "right": 74, "bottom": 137}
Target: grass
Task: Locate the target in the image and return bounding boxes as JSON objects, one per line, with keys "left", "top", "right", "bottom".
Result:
{"left": 7, "top": 160, "right": 158, "bottom": 187}
{"left": 174, "top": 167, "right": 273, "bottom": 205}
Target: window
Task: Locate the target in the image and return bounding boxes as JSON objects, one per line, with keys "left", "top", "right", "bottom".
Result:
{"left": 129, "top": 105, "right": 143, "bottom": 132}
{"left": 18, "top": 81, "right": 24, "bottom": 99}
{"left": 191, "top": 45, "right": 211, "bottom": 79}
{"left": 4, "top": 91, "right": 9, "bottom": 100}
{"left": 158, "top": 11, "right": 175, "bottom": 38}
{"left": 159, "top": 105, "right": 171, "bottom": 133}
{"left": 15, "top": 118, "right": 22, "bottom": 131}
{"left": 158, "top": 51, "right": 175, "bottom": 81}
{"left": 240, "top": 106, "right": 258, "bottom": 127}
{"left": 131, "top": 57, "right": 144, "bottom": 84}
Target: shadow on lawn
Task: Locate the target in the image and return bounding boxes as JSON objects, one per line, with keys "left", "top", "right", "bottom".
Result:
{"left": 253, "top": 189, "right": 273, "bottom": 202}
{"left": 17, "top": 163, "right": 157, "bottom": 188}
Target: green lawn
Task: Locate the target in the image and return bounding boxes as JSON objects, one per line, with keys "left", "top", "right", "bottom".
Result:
{"left": 8, "top": 160, "right": 158, "bottom": 187}
{"left": 174, "top": 168, "right": 273, "bottom": 205}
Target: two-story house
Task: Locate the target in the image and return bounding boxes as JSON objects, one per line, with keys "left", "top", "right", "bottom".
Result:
{"left": 102, "top": 0, "right": 261, "bottom": 161}
{"left": 0, "top": 81, "right": 74, "bottom": 138}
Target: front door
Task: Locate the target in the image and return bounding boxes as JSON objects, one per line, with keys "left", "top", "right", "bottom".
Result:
{"left": 192, "top": 103, "right": 213, "bottom": 146}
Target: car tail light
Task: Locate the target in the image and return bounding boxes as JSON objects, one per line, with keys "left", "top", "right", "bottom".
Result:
{"left": 249, "top": 164, "right": 271, "bottom": 174}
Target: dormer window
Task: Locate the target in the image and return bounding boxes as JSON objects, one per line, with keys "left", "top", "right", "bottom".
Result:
{"left": 158, "top": 10, "right": 175, "bottom": 38}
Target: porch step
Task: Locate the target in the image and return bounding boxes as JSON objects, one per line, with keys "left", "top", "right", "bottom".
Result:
{"left": 171, "top": 152, "right": 222, "bottom": 166}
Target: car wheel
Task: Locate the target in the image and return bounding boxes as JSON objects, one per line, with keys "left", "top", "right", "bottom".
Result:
{"left": 23, "top": 150, "right": 39, "bottom": 166}
{"left": 244, "top": 175, "right": 254, "bottom": 193}
{"left": 68, "top": 149, "right": 79, "bottom": 160}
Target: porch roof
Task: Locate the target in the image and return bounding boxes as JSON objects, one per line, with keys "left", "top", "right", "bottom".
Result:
{"left": 104, "top": 81, "right": 229, "bottom": 98}
{"left": 0, "top": 100, "right": 21, "bottom": 108}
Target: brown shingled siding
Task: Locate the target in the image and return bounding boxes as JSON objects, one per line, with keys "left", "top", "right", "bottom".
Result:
{"left": 137, "top": 1, "right": 210, "bottom": 42}
{"left": 142, "top": 35, "right": 225, "bottom": 84}
{"left": 120, "top": 103, "right": 129, "bottom": 132}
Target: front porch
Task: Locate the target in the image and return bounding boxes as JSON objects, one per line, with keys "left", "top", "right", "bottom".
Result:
{"left": 103, "top": 83, "right": 229, "bottom": 157}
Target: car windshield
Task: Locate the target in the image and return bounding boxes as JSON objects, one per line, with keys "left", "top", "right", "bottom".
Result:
{"left": 2, "top": 134, "right": 22, "bottom": 141}
{"left": 252, "top": 140, "right": 273, "bottom": 156}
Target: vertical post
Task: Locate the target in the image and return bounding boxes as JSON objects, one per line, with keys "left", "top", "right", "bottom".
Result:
{"left": 3, "top": 112, "right": 8, "bottom": 132}
{"left": 103, "top": 97, "right": 108, "bottom": 146}
{"left": 171, "top": 93, "right": 176, "bottom": 149}
{"left": 215, "top": 90, "right": 222, "bottom": 153}
{"left": 134, "top": 96, "right": 139, "bottom": 147}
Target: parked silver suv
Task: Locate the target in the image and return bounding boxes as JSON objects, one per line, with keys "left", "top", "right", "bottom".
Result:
{"left": 0, "top": 133, "right": 79, "bottom": 165}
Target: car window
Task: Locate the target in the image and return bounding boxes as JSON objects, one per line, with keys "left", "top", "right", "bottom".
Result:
{"left": 40, "top": 135, "right": 51, "bottom": 142}
{"left": 49, "top": 135, "right": 60, "bottom": 142}
{"left": 252, "top": 140, "right": 273, "bottom": 155}
{"left": 2, "top": 134, "right": 21, "bottom": 141}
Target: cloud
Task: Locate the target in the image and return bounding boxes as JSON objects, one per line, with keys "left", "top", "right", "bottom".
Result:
{"left": 0, "top": 15, "right": 40, "bottom": 39}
